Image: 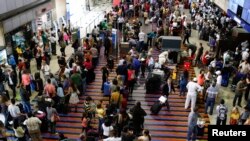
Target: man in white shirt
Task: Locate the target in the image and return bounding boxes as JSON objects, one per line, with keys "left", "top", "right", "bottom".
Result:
{"left": 49, "top": 34, "right": 57, "bottom": 55}
{"left": 24, "top": 113, "right": 42, "bottom": 141}
{"left": 138, "top": 30, "right": 146, "bottom": 52}
{"left": 8, "top": 99, "right": 22, "bottom": 119}
{"left": 185, "top": 78, "right": 203, "bottom": 111}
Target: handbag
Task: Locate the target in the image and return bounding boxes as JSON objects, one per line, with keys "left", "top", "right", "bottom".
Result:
{"left": 51, "top": 113, "right": 60, "bottom": 122}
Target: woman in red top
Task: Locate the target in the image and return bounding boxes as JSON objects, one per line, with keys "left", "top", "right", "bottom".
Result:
{"left": 202, "top": 51, "right": 209, "bottom": 66}
{"left": 83, "top": 58, "right": 92, "bottom": 70}
{"left": 197, "top": 70, "right": 205, "bottom": 86}
{"left": 17, "top": 59, "right": 25, "bottom": 87}
{"left": 127, "top": 66, "right": 135, "bottom": 94}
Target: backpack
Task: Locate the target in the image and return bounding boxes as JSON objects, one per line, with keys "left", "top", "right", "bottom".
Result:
{"left": 218, "top": 105, "right": 227, "bottom": 120}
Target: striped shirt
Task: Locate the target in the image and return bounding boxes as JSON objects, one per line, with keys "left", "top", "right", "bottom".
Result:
{"left": 206, "top": 86, "right": 219, "bottom": 99}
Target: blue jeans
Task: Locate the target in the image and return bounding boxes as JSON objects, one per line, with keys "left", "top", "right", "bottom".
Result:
{"left": 205, "top": 98, "right": 215, "bottom": 115}
{"left": 187, "top": 125, "right": 197, "bottom": 141}
{"left": 0, "top": 82, "right": 5, "bottom": 93}
{"left": 98, "top": 118, "right": 104, "bottom": 133}
{"left": 82, "top": 78, "right": 86, "bottom": 95}
{"left": 22, "top": 101, "right": 32, "bottom": 113}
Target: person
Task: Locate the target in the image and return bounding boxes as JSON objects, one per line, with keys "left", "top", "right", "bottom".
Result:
{"left": 19, "top": 83, "right": 32, "bottom": 114}
{"left": 13, "top": 119, "right": 26, "bottom": 141}
{"left": 44, "top": 79, "right": 56, "bottom": 98}
{"left": 8, "top": 99, "right": 26, "bottom": 120}
{"left": 34, "top": 72, "right": 44, "bottom": 96}
{"left": 138, "top": 129, "right": 151, "bottom": 141}
{"left": 81, "top": 112, "right": 89, "bottom": 133}
{"left": 138, "top": 30, "right": 146, "bottom": 52}
{"left": 103, "top": 129, "right": 121, "bottom": 141}
{"left": 187, "top": 107, "right": 199, "bottom": 141}
{"left": 110, "top": 86, "right": 123, "bottom": 109}
{"left": 23, "top": 113, "right": 42, "bottom": 141}
{"left": 229, "top": 107, "right": 240, "bottom": 125}
{"left": 179, "top": 70, "right": 188, "bottom": 96}
{"left": 49, "top": 34, "right": 57, "bottom": 55}
{"left": 68, "top": 84, "right": 80, "bottom": 112}
{"left": 239, "top": 106, "right": 250, "bottom": 125}
{"left": 121, "top": 126, "right": 136, "bottom": 141}
{"left": 195, "top": 43, "right": 204, "bottom": 66}
{"left": 233, "top": 77, "right": 247, "bottom": 107}
{"left": 130, "top": 102, "right": 147, "bottom": 136}
{"left": 205, "top": 81, "right": 219, "bottom": 115}
{"left": 102, "top": 119, "right": 113, "bottom": 139}
{"left": 185, "top": 78, "right": 202, "bottom": 111}
{"left": 162, "top": 78, "right": 175, "bottom": 111}
{"left": 41, "top": 60, "right": 50, "bottom": 81}
{"left": 46, "top": 103, "right": 59, "bottom": 134}
{"left": 127, "top": 66, "right": 136, "bottom": 94}
{"left": 6, "top": 68, "right": 17, "bottom": 98}
{"left": 183, "top": 27, "right": 191, "bottom": 44}
{"left": 101, "top": 66, "right": 109, "bottom": 92}
{"left": 0, "top": 120, "right": 12, "bottom": 141}
{"left": 96, "top": 102, "right": 105, "bottom": 134}
{"left": 245, "top": 74, "right": 250, "bottom": 101}
{"left": 216, "top": 99, "right": 228, "bottom": 125}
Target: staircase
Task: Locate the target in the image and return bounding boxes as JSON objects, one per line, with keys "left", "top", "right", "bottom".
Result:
{"left": 42, "top": 47, "right": 117, "bottom": 140}
{"left": 42, "top": 45, "right": 209, "bottom": 140}
{"left": 126, "top": 48, "right": 209, "bottom": 141}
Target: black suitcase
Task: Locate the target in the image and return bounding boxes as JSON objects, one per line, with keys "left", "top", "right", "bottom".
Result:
{"left": 150, "top": 101, "right": 162, "bottom": 115}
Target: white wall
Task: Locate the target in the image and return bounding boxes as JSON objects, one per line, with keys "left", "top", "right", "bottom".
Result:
{"left": 0, "top": 0, "right": 39, "bottom": 14}
{"left": 213, "top": 0, "right": 229, "bottom": 12}
{"left": 54, "top": 0, "right": 66, "bottom": 21}
{"left": 0, "top": 24, "right": 5, "bottom": 47}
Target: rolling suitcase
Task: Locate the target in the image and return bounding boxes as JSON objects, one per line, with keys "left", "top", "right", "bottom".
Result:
{"left": 150, "top": 101, "right": 162, "bottom": 115}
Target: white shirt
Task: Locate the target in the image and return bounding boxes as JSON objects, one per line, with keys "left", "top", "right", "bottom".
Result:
{"left": 49, "top": 36, "right": 56, "bottom": 43}
{"left": 242, "top": 51, "right": 249, "bottom": 61}
{"left": 139, "top": 32, "right": 145, "bottom": 42}
{"left": 216, "top": 75, "right": 222, "bottom": 86}
{"left": 41, "top": 64, "right": 50, "bottom": 76}
{"left": 148, "top": 57, "right": 154, "bottom": 66}
{"left": 8, "top": 104, "right": 20, "bottom": 118}
{"left": 186, "top": 81, "right": 203, "bottom": 95}
{"left": 104, "top": 137, "right": 121, "bottom": 141}
{"left": 23, "top": 117, "right": 42, "bottom": 131}
{"left": 102, "top": 124, "right": 113, "bottom": 136}
{"left": 154, "top": 62, "right": 161, "bottom": 69}
{"left": 8, "top": 72, "right": 14, "bottom": 85}
{"left": 118, "top": 17, "right": 124, "bottom": 23}
{"left": 118, "top": 59, "right": 125, "bottom": 66}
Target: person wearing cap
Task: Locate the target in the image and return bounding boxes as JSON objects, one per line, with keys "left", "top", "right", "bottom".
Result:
{"left": 185, "top": 78, "right": 203, "bottom": 111}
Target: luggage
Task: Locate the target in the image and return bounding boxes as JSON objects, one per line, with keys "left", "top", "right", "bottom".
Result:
{"left": 150, "top": 101, "right": 162, "bottom": 115}
{"left": 146, "top": 74, "right": 161, "bottom": 93}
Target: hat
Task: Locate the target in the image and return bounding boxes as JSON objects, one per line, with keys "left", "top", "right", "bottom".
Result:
{"left": 215, "top": 71, "right": 221, "bottom": 75}
{"left": 140, "top": 58, "right": 145, "bottom": 61}
{"left": 193, "top": 78, "right": 197, "bottom": 82}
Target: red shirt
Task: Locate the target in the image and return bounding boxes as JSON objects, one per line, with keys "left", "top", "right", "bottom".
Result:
{"left": 84, "top": 61, "right": 92, "bottom": 70}
{"left": 127, "top": 70, "right": 135, "bottom": 81}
